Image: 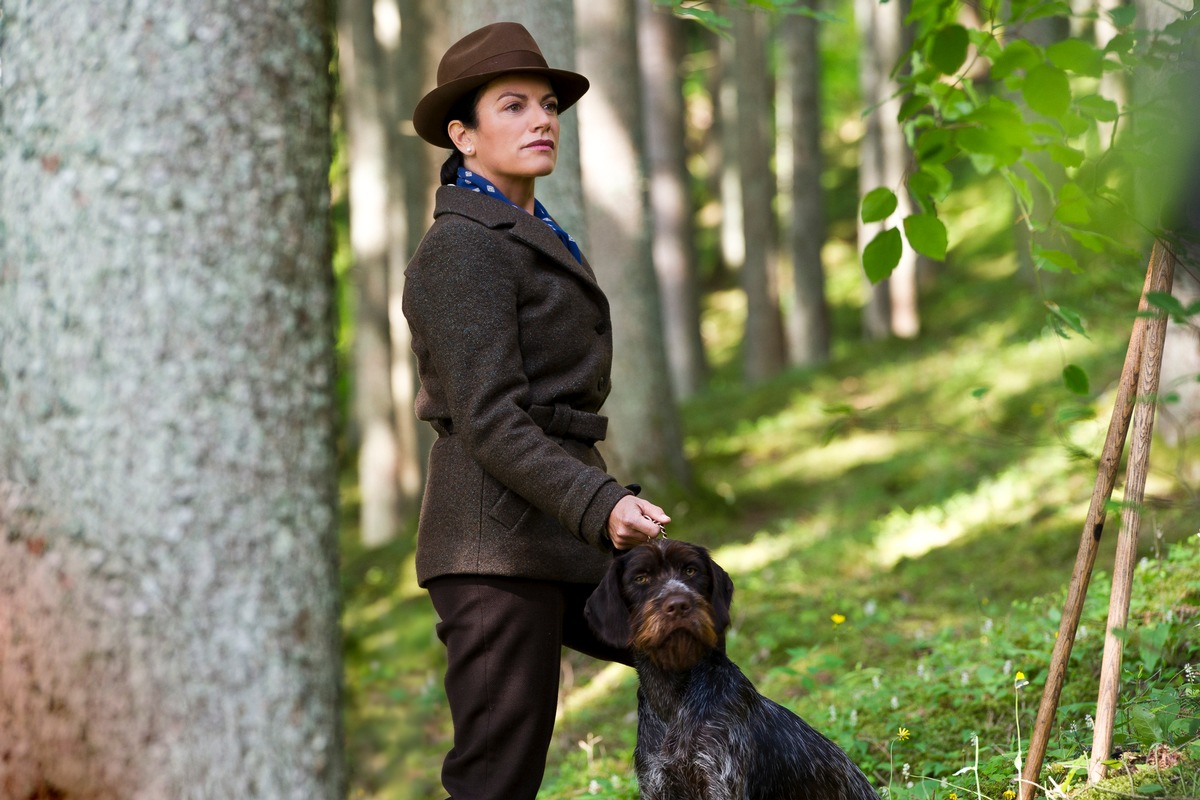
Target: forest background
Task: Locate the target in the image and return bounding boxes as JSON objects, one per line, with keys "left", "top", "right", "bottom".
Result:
{"left": 1, "top": 0, "right": 1199, "bottom": 799}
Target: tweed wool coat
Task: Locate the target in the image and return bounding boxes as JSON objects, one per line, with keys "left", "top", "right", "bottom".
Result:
{"left": 403, "top": 185, "right": 632, "bottom": 587}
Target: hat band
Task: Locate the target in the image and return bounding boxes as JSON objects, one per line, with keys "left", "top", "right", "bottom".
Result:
{"left": 446, "top": 49, "right": 550, "bottom": 84}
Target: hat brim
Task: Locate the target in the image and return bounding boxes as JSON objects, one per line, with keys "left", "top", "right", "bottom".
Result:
{"left": 412, "top": 67, "right": 589, "bottom": 149}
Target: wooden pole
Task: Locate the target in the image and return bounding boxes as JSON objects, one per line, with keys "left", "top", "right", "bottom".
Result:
{"left": 1017, "top": 242, "right": 1171, "bottom": 800}
{"left": 1088, "top": 243, "right": 1176, "bottom": 784}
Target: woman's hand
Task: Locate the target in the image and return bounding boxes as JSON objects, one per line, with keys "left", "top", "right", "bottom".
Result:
{"left": 607, "top": 494, "right": 671, "bottom": 551}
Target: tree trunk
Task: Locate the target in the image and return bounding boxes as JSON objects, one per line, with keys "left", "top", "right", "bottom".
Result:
{"left": 856, "top": 0, "right": 920, "bottom": 339}
{"left": 338, "top": 0, "right": 404, "bottom": 546}
{"left": 778, "top": 4, "right": 831, "bottom": 366}
{"left": 576, "top": 0, "right": 690, "bottom": 491}
{"left": 717, "top": 29, "right": 746, "bottom": 282}
{"left": 0, "top": 1, "right": 344, "bottom": 798}
{"left": 637, "top": 0, "right": 709, "bottom": 399}
{"left": 732, "top": 6, "right": 789, "bottom": 381}
{"left": 390, "top": 0, "right": 443, "bottom": 512}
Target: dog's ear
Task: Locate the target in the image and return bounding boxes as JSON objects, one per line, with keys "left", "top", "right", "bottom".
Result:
{"left": 706, "top": 554, "right": 735, "bottom": 635}
{"left": 585, "top": 556, "right": 632, "bottom": 648}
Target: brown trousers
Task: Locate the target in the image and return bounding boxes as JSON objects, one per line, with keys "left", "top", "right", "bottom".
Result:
{"left": 427, "top": 575, "right": 632, "bottom": 800}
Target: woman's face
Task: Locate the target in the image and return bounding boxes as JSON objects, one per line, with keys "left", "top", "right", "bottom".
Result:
{"left": 452, "top": 74, "right": 560, "bottom": 189}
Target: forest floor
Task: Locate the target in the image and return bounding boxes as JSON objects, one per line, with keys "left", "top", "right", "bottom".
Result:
{"left": 338, "top": 178, "right": 1200, "bottom": 799}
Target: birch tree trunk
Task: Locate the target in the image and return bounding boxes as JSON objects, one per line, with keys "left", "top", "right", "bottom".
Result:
{"left": 638, "top": 0, "right": 709, "bottom": 399}
{"left": 576, "top": 0, "right": 690, "bottom": 490}
{"left": 733, "top": 6, "right": 789, "bottom": 381}
{"left": 856, "top": 0, "right": 920, "bottom": 339}
{"left": 778, "top": 4, "right": 831, "bottom": 366}
{"left": 0, "top": 2, "right": 343, "bottom": 798}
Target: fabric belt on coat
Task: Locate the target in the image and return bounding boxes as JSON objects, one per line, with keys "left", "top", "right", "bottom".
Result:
{"left": 432, "top": 403, "right": 608, "bottom": 445}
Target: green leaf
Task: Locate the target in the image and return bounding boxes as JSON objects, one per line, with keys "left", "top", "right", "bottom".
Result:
{"left": 1062, "top": 224, "right": 1127, "bottom": 253}
{"left": 1107, "top": 5, "right": 1137, "bottom": 28}
{"left": 1046, "top": 301, "right": 1089, "bottom": 339}
{"left": 991, "top": 40, "right": 1041, "bottom": 80}
{"left": 1033, "top": 246, "right": 1081, "bottom": 273}
{"left": 1008, "top": 170, "right": 1033, "bottom": 216}
{"left": 915, "top": 129, "right": 956, "bottom": 164}
{"left": 1047, "top": 143, "right": 1085, "bottom": 168}
{"left": 962, "top": 98, "right": 1034, "bottom": 148}
{"left": 1047, "top": 38, "right": 1104, "bottom": 77}
{"left": 1056, "top": 405, "right": 1095, "bottom": 424}
{"left": 1023, "top": 64, "right": 1071, "bottom": 118}
{"left": 1129, "top": 705, "right": 1165, "bottom": 747}
{"left": 670, "top": 5, "right": 731, "bottom": 32}
{"left": 862, "top": 187, "right": 899, "bottom": 224}
{"left": 1054, "top": 183, "right": 1091, "bottom": 225}
{"left": 956, "top": 127, "right": 1021, "bottom": 167}
{"left": 930, "top": 24, "right": 970, "bottom": 74}
{"left": 908, "top": 163, "right": 953, "bottom": 202}
{"left": 1077, "top": 94, "right": 1119, "bottom": 122}
{"left": 1105, "top": 31, "right": 1135, "bottom": 54}
{"left": 1062, "top": 364, "right": 1090, "bottom": 395}
{"left": 898, "top": 93, "right": 930, "bottom": 121}
{"left": 1146, "top": 291, "right": 1190, "bottom": 320}
{"left": 863, "top": 227, "right": 903, "bottom": 283}
{"left": 1061, "top": 110, "right": 1090, "bottom": 136}
{"left": 903, "top": 214, "right": 949, "bottom": 260}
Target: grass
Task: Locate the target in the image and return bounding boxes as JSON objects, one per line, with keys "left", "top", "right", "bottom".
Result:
{"left": 338, "top": 174, "right": 1200, "bottom": 799}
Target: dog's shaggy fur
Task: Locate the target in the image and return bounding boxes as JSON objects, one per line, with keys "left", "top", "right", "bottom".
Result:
{"left": 585, "top": 539, "right": 879, "bottom": 800}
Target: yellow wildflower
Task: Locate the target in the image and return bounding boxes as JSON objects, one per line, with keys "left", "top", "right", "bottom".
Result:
{"left": 831, "top": 613, "right": 846, "bottom": 626}
{"left": 897, "top": 727, "right": 911, "bottom": 741}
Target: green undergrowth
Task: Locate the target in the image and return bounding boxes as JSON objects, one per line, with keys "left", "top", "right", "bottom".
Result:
{"left": 340, "top": 176, "right": 1200, "bottom": 799}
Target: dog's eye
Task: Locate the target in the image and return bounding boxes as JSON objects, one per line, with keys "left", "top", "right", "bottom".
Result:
{"left": 683, "top": 566, "right": 697, "bottom": 578}
{"left": 633, "top": 574, "right": 649, "bottom": 584}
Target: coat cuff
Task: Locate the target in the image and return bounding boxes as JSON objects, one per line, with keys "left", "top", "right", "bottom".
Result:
{"left": 578, "top": 478, "right": 633, "bottom": 550}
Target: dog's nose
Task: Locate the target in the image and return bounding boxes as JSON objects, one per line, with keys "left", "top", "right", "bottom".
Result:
{"left": 662, "top": 593, "right": 693, "bottom": 617}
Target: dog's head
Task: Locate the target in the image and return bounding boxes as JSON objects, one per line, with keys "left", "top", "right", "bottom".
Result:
{"left": 585, "top": 539, "right": 734, "bottom": 672}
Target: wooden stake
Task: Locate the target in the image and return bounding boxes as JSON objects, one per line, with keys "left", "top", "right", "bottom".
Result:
{"left": 1088, "top": 243, "right": 1176, "bottom": 784}
{"left": 1017, "top": 242, "right": 1171, "bottom": 800}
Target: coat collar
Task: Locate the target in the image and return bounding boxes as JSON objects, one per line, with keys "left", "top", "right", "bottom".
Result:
{"left": 433, "top": 185, "right": 601, "bottom": 290}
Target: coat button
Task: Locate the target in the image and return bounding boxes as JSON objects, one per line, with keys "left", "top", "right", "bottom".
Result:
{"left": 594, "top": 320, "right": 609, "bottom": 334}
{"left": 597, "top": 376, "right": 609, "bottom": 391}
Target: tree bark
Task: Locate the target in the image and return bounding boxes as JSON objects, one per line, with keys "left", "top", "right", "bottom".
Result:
{"left": 390, "top": 0, "right": 443, "bottom": 511}
{"left": 576, "top": 0, "right": 690, "bottom": 490}
{"left": 338, "top": 0, "right": 404, "bottom": 546}
{"left": 0, "top": 1, "right": 343, "bottom": 797}
{"left": 732, "top": 7, "right": 789, "bottom": 381}
{"left": 856, "top": 0, "right": 920, "bottom": 339}
{"left": 637, "top": 0, "right": 709, "bottom": 399}
{"left": 778, "top": 4, "right": 832, "bottom": 366}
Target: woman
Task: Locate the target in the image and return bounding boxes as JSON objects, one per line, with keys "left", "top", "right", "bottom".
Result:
{"left": 404, "top": 21, "right": 671, "bottom": 800}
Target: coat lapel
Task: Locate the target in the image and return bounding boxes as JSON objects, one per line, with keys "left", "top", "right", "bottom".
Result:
{"left": 435, "top": 186, "right": 603, "bottom": 297}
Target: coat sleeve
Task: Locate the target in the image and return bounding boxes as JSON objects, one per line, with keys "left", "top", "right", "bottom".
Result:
{"left": 404, "top": 218, "right": 630, "bottom": 548}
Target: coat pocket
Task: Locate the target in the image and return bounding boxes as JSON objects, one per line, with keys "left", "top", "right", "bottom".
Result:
{"left": 488, "top": 487, "right": 530, "bottom": 530}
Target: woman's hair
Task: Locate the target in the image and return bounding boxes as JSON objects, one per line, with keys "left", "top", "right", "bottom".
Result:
{"left": 439, "top": 87, "right": 484, "bottom": 185}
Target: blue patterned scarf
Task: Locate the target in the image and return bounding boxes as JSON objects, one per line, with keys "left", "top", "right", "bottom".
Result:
{"left": 456, "top": 167, "right": 584, "bottom": 264}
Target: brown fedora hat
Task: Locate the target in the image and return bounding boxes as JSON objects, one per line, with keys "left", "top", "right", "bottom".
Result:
{"left": 413, "top": 22, "right": 589, "bottom": 149}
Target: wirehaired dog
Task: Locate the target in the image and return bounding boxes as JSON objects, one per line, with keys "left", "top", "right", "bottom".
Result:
{"left": 585, "top": 539, "right": 879, "bottom": 800}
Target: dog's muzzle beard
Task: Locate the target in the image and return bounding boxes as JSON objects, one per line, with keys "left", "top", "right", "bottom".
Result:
{"left": 631, "top": 588, "right": 719, "bottom": 672}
